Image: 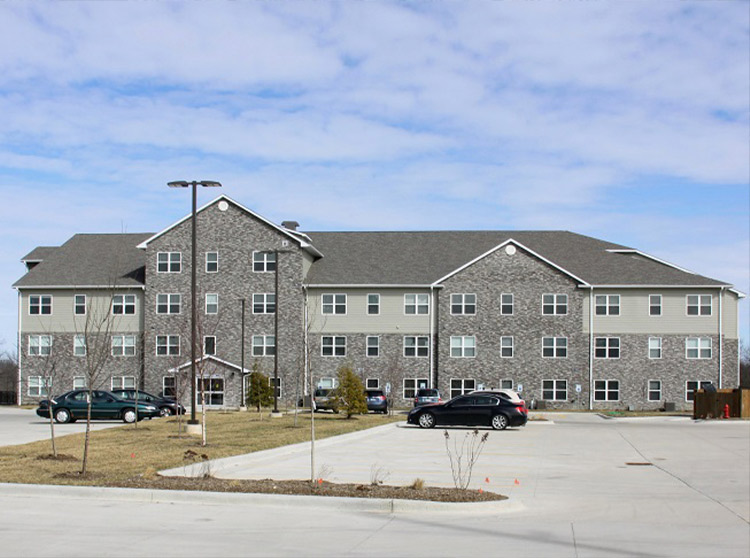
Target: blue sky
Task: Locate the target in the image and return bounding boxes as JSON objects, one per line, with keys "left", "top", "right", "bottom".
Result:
{"left": 0, "top": 1, "right": 748, "bottom": 353}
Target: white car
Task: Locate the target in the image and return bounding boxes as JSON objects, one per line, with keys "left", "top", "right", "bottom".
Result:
{"left": 470, "top": 389, "right": 525, "bottom": 406}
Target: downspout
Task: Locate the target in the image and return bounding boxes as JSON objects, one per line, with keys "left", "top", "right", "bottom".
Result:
{"left": 737, "top": 294, "right": 741, "bottom": 388}
{"left": 588, "top": 286, "right": 594, "bottom": 410}
{"left": 718, "top": 287, "right": 723, "bottom": 388}
{"left": 429, "top": 286, "right": 435, "bottom": 389}
{"left": 17, "top": 290, "right": 22, "bottom": 406}
{"left": 303, "top": 285, "right": 309, "bottom": 395}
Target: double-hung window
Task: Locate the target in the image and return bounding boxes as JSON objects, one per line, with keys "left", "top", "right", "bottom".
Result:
{"left": 29, "top": 295, "right": 52, "bottom": 315}
{"left": 28, "top": 376, "right": 51, "bottom": 397}
{"left": 404, "top": 336, "right": 429, "bottom": 357}
{"left": 366, "top": 336, "right": 379, "bottom": 357}
{"left": 542, "top": 380, "right": 567, "bottom": 401}
{"left": 269, "top": 377, "right": 282, "bottom": 398}
{"left": 156, "top": 293, "right": 181, "bottom": 314}
{"left": 253, "top": 293, "right": 276, "bottom": 314}
{"left": 450, "top": 336, "right": 476, "bottom": 358}
{"left": 403, "top": 378, "right": 429, "bottom": 399}
{"left": 205, "top": 251, "right": 218, "bottom": 273}
{"left": 73, "top": 335, "right": 86, "bottom": 357}
{"left": 321, "top": 336, "right": 346, "bottom": 357}
{"left": 648, "top": 380, "right": 662, "bottom": 401}
{"left": 500, "top": 336, "right": 514, "bottom": 358}
{"left": 649, "top": 295, "right": 662, "bottom": 316}
{"left": 500, "top": 293, "right": 514, "bottom": 315}
{"left": 451, "top": 294, "right": 476, "bottom": 315}
{"left": 542, "top": 337, "right": 567, "bottom": 358}
{"left": 686, "top": 295, "right": 711, "bottom": 316}
{"left": 204, "top": 336, "right": 216, "bottom": 355}
{"left": 595, "top": 294, "right": 620, "bottom": 315}
{"left": 322, "top": 294, "right": 346, "bottom": 315}
{"left": 253, "top": 251, "right": 276, "bottom": 272}
{"left": 156, "top": 335, "right": 180, "bottom": 356}
{"left": 157, "top": 252, "right": 181, "bottom": 273}
{"left": 543, "top": 294, "right": 568, "bottom": 315}
{"left": 594, "top": 380, "right": 619, "bottom": 401}
{"left": 205, "top": 293, "right": 218, "bottom": 314}
{"left": 685, "top": 380, "right": 712, "bottom": 401}
{"left": 404, "top": 294, "right": 429, "bottom": 315}
{"left": 595, "top": 337, "right": 620, "bottom": 359}
{"left": 367, "top": 294, "right": 380, "bottom": 315}
{"left": 111, "top": 376, "right": 135, "bottom": 390}
{"left": 112, "top": 294, "right": 135, "bottom": 315}
{"left": 450, "top": 378, "right": 476, "bottom": 398}
{"left": 252, "top": 335, "right": 275, "bottom": 356}
{"left": 111, "top": 335, "right": 136, "bottom": 356}
{"left": 28, "top": 335, "right": 52, "bottom": 356}
{"left": 648, "top": 337, "right": 662, "bottom": 359}
{"left": 686, "top": 337, "right": 711, "bottom": 359}
{"left": 74, "top": 294, "right": 86, "bottom": 315}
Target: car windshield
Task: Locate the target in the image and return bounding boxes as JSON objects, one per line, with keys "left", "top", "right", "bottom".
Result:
{"left": 417, "top": 389, "right": 439, "bottom": 397}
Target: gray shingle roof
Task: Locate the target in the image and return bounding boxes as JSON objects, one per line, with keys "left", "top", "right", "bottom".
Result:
{"left": 20, "top": 246, "right": 59, "bottom": 263}
{"left": 14, "top": 233, "right": 152, "bottom": 288}
{"left": 303, "top": 231, "right": 730, "bottom": 287}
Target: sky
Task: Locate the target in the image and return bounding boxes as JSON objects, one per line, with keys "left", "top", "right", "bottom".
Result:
{"left": 0, "top": 1, "right": 748, "bottom": 354}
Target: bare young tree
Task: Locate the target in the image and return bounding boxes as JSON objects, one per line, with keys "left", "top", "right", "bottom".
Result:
{"left": 23, "top": 335, "right": 62, "bottom": 456}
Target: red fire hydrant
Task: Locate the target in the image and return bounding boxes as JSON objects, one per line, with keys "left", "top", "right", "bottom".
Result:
{"left": 723, "top": 404, "right": 730, "bottom": 419}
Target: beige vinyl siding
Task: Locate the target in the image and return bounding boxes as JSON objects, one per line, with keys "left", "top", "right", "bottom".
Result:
{"left": 583, "top": 289, "right": 733, "bottom": 336}
{"left": 307, "top": 288, "right": 432, "bottom": 334}
{"left": 20, "top": 289, "right": 143, "bottom": 333}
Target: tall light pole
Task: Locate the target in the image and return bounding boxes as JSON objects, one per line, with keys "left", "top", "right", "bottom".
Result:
{"left": 168, "top": 180, "right": 221, "bottom": 425}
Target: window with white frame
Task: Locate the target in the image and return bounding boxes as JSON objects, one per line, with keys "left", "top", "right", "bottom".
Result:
{"left": 205, "top": 251, "right": 218, "bottom": 273}
{"left": 367, "top": 294, "right": 380, "bottom": 315}
{"left": 269, "top": 377, "right": 282, "bottom": 398}
{"left": 111, "top": 376, "right": 136, "bottom": 390}
{"left": 594, "top": 380, "right": 619, "bottom": 401}
{"left": 156, "top": 293, "right": 181, "bottom": 314}
{"left": 112, "top": 294, "right": 135, "bottom": 315}
{"left": 500, "top": 379, "right": 514, "bottom": 390}
{"left": 28, "top": 335, "right": 52, "bottom": 356}
{"left": 366, "top": 336, "right": 379, "bottom": 357}
{"left": 595, "top": 294, "right": 620, "bottom": 316}
{"left": 403, "top": 378, "right": 429, "bottom": 399}
{"left": 28, "top": 376, "right": 51, "bottom": 397}
{"left": 686, "top": 294, "right": 711, "bottom": 316}
{"left": 404, "top": 294, "right": 429, "bottom": 315}
{"left": 204, "top": 336, "right": 216, "bottom": 355}
{"left": 648, "top": 380, "right": 662, "bottom": 401}
{"left": 198, "top": 377, "right": 224, "bottom": 406}
{"left": 73, "top": 335, "right": 86, "bottom": 357}
{"left": 649, "top": 295, "right": 662, "bottom": 316}
{"left": 162, "top": 376, "right": 176, "bottom": 398}
{"left": 542, "top": 379, "right": 567, "bottom": 401}
{"left": 157, "top": 252, "right": 181, "bottom": 273}
{"left": 500, "top": 336, "right": 514, "bottom": 358}
{"left": 321, "top": 293, "right": 346, "bottom": 315}
{"left": 111, "top": 335, "right": 136, "bottom": 356}
{"left": 542, "top": 337, "right": 567, "bottom": 358}
{"left": 595, "top": 337, "right": 620, "bottom": 359}
{"left": 543, "top": 294, "right": 568, "bottom": 315}
{"left": 321, "top": 336, "right": 346, "bottom": 357}
{"left": 74, "top": 294, "right": 86, "bottom": 315}
{"left": 253, "top": 293, "right": 276, "bottom": 314}
{"left": 73, "top": 376, "right": 86, "bottom": 390}
{"left": 500, "top": 293, "right": 513, "bottom": 315}
{"left": 205, "top": 293, "right": 218, "bottom": 314}
{"left": 252, "top": 251, "right": 276, "bottom": 272}
{"left": 29, "top": 295, "right": 52, "bottom": 315}
{"left": 252, "top": 335, "right": 275, "bottom": 356}
{"left": 685, "top": 380, "right": 712, "bottom": 401}
{"left": 648, "top": 337, "right": 662, "bottom": 359}
{"left": 403, "top": 336, "right": 429, "bottom": 357}
{"left": 318, "top": 377, "right": 337, "bottom": 389}
{"left": 450, "top": 336, "right": 476, "bottom": 358}
{"left": 451, "top": 294, "right": 476, "bottom": 315}
{"left": 366, "top": 378, "right": 380, "bottom": 389}
{"left": 156, "top": 335, "right": 179, "bottom": 356}
{"left": 450, "top": 378, "right": 476, "bottom": 398}
{"left": 686, "top": 337, "right": 711, "bottom": 359}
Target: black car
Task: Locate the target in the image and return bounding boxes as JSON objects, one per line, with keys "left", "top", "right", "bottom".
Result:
{"left": 365, "top": 389, "right": 388, "bottom": 413}
{"left": 407, "top": 394, "right": 528, "bottom": 430}
{"left": 36, "top": 389, "right": 160, "bottom": 424}
{"left": 111, "top": 389, "right": 185, "bottom": 417}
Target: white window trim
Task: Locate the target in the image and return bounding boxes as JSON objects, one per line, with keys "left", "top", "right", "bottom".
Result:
{"left": 111, "top": 335, "right": 136, "bottom": 357}
{"left": 28, "top": 335, "right": 52, "bottom": 356}
{"left": 594, "top": 337, "right": 620, "bottom": 359}
{"left": 251, "top": 335, "right": 276, "bottom": 357}
{"left": 73, "top": 335, "right": 86, "bottom": 357}
{"left": 269, "top": 377, "right": 282, "bottom": 398}
{"left": 162, "top": 376, "right": 176, "bottom": 398}
{"left": 321, "top": 293, "right": 347, "bottom": 315}
{"left": 73, "top": 376, "right": 87, "bottom": 390}
{"left": 403, "top": 336, "right": 429, "bottom": 358}
{"left": 156, "top": 293, "right": 181, "bottom": 315}
{"left": 500, "top": 378, "right": 514, "bottom": 390}
{"left": 252, "top": 251, "right": 276, "bottom": 273}
{"left": 648, "top": 337, "right": 662, "bottom": 359}
{"left": 74, "top": 294, "right": 86, "bottom": 316}
{"left": 155, "top": 335, "right": 180, "bottom": 356}
{"left": 366, "top": 378, "right": 380, "bottom": 389}
{"left": 402, "top": 378, "right": 429, "bottom": 400}
{"left": 500, "top": 336, "right": 514, "bottom": 358}
{"left": 366, "top": 336, "right": 380, "bottom": 358}
{"left": 404, "top": 293, "right": 430, "bottom": 316}
{"left": 111, "top": 376, "right": 136, "bottom": 390}
{"left": 367, "top": 293, "right": 380, "bottom": 316}
{"left": 647, "top": 379, "right": 662, "bottom": 401}
{"left": 450, "top": 336, "right": 476, "bottom": 358}
{"left": 685, "top": 380, "right": 711, "bottom": 402}
{"left": 542, "top": 337, "right": 568, "bottom": 358}
{"left": 649, "top": 294, "right": 662, "bottom": 317}
{"left": 252, "top": 293, "right": 276, "bottom": 314}
{"left": 205, "top": 293, "right": 219, "bottom": 315}
{"left": 27, "top": 376, "right": 51, "bottom": 397}
{"left": 685, "top": 337, "right": 712, "bottom": 359}
{"left": 203, "top": 335, "right": 217, "bottom": 356}
{"left": 29, "top": 294, "right": 53, "bottom": 316}
{"left": 112, "top": 294, "right": 136, "bottom": 315}
{"left": 594, "top": 379, "right": 620, "bottom": 402}
{"left": 321, "top": 335, "right": 346, "bottom": 357}
{"left": 205, "top": 251, "right": 219, "bottom": 273}
{"left": 541, "top": 379, "right": 568, "bottom": 401}
{"left": 157, "top": 252, "right": 182, "bottom": 273}
{"left": 449, "top": 378, "right": 476, "bottom": 398}
{"left": 500, "top": 293, "right": 514, "bottom": 315}
{"left": 686, "top": 294, "right": 712, "bottom": 317}
{"left": 542, "top": 293, "right": 568, "bottom": 315}
{"left": 595, "top": 294, "right": 620, "bottom": 316}
{"left": 450, "top": 293, "right": 477, "bottom": 315}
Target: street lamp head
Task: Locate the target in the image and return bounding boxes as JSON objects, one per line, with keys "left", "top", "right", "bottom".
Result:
{"left": 167, "top": 180, "right": 222, "bottom": 188}
{"left": 201, "top": 180, "right": 222, "bottom": 188}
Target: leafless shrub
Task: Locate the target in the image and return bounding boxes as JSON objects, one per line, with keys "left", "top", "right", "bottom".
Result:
{"left": 443, "top": 429, "right": 489, "bottom": 490}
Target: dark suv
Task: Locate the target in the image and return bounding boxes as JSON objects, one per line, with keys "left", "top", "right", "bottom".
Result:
{"left": 414, "top": 388, "right": 442, "bottom": 407}
{"left": 365, "top": 389, "right": 388, "bottom": 413}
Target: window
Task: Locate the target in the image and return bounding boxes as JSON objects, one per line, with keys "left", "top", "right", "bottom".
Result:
{"left": 686, "top": 337, "right": 711, "bottom": 359}
{"left": 156, "top": 335, "right": 179, "bottom": 356}
{"left": 404, "top": 294, "right": 429, "bottom": 315}
{"left": 204, "top": 336, "right": 216, "bottom": 356}
{"left": 29, "top": 295, "right": 52, "bottom": 315}
{"left": 253, "top": 293, "right": 276, "bottom": 314}
{"left": 500, "top": 379, "right": 514, "bottom": 390}
{"left": 500, "top": 293, "right": 513, "bottom": 315}
{"left": 404, "top": 336, "right": 429, "bottom": 357}
{"left": 542, "top": 337, "right": 567, "bottom": 358}
{"left": 253, "top": 251, "right": 276, "bottom": 272}
{"left": 73, "top": 335, "right": 86, "bottom": 357}
{"left": 111, "top": 335, "right": 136, "bottom": 356}
{"left": 28, "top": 335, "right": 52, "bottom": 356}
{"left": 366, "top": 378, "right": 380, "bottom": 389}
{"left": 252, "top": 335, "right": 276, "bottom": 357}
{"left": 318, "top": 377, "right": 337, "bottom": 389}
{"left": 451, "top": 294, "right": 476, "bottom": 315}
{"left": 542, "top": 380, "right": 567, "bottom": 401}
{"left": 366, "top": 336, "right": 379, "bottom": 357}
{"left": 595, "top": 295, "right": 620, "bottom": 316}
{"left": 367, "top": 294, "right": 380, "bottom": 315}
{"left": 198, "top": 377, "right": 224, "bottom": 406}
{"left": 450, "top": 378, "right": 476, "bottom": 398}
{"left": 269, "top": 377, "right": 282, "bottom": 398}
{"left": 74, "top": 294, "right": 86, "bottom": 315}
{"left": 28, "top": 376, "right": 51, "bottom": 397}
{"left": 594, "top": 380, "right": 619, "bottom": 401}
{"left": 649, "top": 337, "right": 662, "bottom": 359}
{"left": 73, "top": 377, "right": 86, "bottom": 390}
{"left": 686, "top": 380, "right": 712, "bottom": 402}
{"left": 500, "top": 336, "right": 514, "bottom": 358}
{"left": 111, "top": 376, "right": 136, "bottom": 390}
{"left": 321, "top": 294, "right": 346, "bottom": 315}
{"left": 648, "top": 380, "right": 662, "bottom": 401}
{"left": 205, "top": 293, "right": 218, "bottom": 314}
{"left": 403, "top": 378, "right": 429, "bottom": 399}
{"left": 205, "top": 252, "right": 218, "bottom": 273}
{"left": 112, "top": 294, "right": 135, "bottom": 315}
{"left": 321, "top": 336, "right": 346, "bottom": 357}
{"left": 163, "top": 376, "right": 176, "bottom": 398}
{"left": 156, "top": 293, "right": 181, "bottom": 314}
{"left": 543, "top": 294, "right": 568, "bottom": 315}
{"left": 450, "top": 336, "right": 476, "bottom": 358}
{"left": 595, "top": 337, "right": 620, "bottom": 359}
{"left": 687, "top": 294, "right": 711, "bottom": 316}
{"left": 157, "top": 252, "right": 181, "bottom": 273}
{"left": 649, "top": 295, "right": 662, "bottom": 316}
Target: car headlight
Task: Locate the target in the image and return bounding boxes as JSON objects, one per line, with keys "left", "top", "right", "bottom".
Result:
{"left": 145, "top": 405, "right": 157, "bottom": 411}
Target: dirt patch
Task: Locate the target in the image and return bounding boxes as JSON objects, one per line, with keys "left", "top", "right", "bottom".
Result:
{"left": 55, "top": 471, "right": 106, "bottom": 480}
{"left": 36, "top": 454, "right": 77, "bottom": 461}
{"left": 112, "top": 476, "right": 507, "bottom": 503}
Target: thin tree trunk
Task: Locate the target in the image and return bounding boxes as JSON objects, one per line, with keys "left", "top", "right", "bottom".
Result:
{"left": 81, "top": 398, "right": 92, "bottom": 475}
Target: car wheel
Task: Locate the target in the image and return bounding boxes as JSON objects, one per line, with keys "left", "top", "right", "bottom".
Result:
{"left": 122, "top": 409, "right": 137, "bottom": 424}
{"left": 418, "top": 412, "right": 436, "bottom": 428}
{"left": 54, "top": 408, "right": 71, "bottom": 424}
{"left": 159, "top": 406, "right": 173, "bottom": 417}
{"left": 491, "top": 414, "right": 509, "bottom": 430}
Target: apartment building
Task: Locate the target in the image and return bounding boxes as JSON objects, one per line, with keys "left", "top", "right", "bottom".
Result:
{"left": 14, "top": 195, "right": 743, "bottom": 410}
